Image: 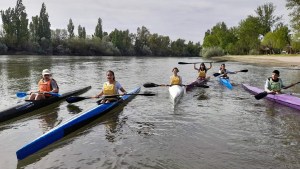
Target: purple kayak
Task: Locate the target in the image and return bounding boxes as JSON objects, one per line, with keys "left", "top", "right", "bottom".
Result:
{"left": 242, "top": 84, "right": 300, "bottom": 111}
{"left": 186, "top": 77, "right": 209, "bottom": 91}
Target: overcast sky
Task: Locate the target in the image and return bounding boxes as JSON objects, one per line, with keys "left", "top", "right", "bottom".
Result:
{"left": 1, "top": 0, "right": 289, "bottom": 43}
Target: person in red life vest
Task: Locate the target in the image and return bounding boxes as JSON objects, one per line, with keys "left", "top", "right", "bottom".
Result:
{"left": 29, "top": 69, "right": 59, "bottom": 100}
{"left": 95, "top": 70, "right": 127, "bottom": 104}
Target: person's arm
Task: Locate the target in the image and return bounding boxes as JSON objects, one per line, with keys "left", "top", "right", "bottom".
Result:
{"left": 179, "top": 76, "right": 183, "bottom": 85}
{"left": 95, "top": 90, "right": 104, "bottom": 98}
{"left": 194, "top": 64, "right": 198, "bottom": 71}
{"left": 207, "top": 63, "right": 212, "bottom": 70}
{"left": 279, "top": 79, "right": 286, "bottom": 89}
{"left": 226, "top": 70, "right": 237, "bottom": 74}
{"left": 50, "top": 80, "right": 59, "bottom": 93}
{"left": 116, "top": 81, "right": 127, "bottom": 94}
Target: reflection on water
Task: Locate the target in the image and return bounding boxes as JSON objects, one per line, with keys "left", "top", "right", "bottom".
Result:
{"left": 0, "top": 55, "right": 300, "bottom": 169}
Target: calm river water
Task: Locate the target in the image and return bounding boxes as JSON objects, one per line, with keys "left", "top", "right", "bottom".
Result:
{"left": 0, "top": 55, "right": 299, "bottom": 169}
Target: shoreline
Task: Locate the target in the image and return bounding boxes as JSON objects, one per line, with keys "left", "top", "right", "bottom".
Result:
{"left": 213, "top": 55, "right": 300, "bottom": 68}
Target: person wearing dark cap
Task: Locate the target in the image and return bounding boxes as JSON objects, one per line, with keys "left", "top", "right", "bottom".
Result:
{"left": 264, "top": 70, "right": 285, "bottom": 94}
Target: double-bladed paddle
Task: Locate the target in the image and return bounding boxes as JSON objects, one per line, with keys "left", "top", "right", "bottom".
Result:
{"left": 16, "top": 92, "right": 61, "bottom": 98}
{"left": 178, "top": 60, "right": 227, "bottom": 65}
{"left": 213, "top": 69, "right": 248, "bottom": 77}
{"left": 66, "top": 92, "right": 156, "bottom": 103}
{"left": 255, "top": 81, "right": 300, "bottom": 100}
{"left": 143, "top": 82, "right": 209, "bottom": 88}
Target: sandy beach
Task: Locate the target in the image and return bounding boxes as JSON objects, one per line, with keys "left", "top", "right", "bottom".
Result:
{"left": 213, "top": 55, "right": 300, "bottom": 68}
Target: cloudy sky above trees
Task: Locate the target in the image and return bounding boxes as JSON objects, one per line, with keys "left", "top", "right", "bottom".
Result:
{"left": 1, "top": 0, "right": 288, "bottom": 43}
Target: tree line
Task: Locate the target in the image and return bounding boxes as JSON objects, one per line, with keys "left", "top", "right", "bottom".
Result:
{"left": 1, "top": 0, "right": 300, "bottom": 57}
{"left": 0, "top": 0, "right": 200, "bottom": 56}
{"left": 202, "top": 1, "right": 300, "bottom": 57}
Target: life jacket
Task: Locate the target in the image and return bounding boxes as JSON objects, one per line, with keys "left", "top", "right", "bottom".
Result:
{"left": 220, "top": 69, "right": 228, "bottom": 77}
{"left": 38, "top": 79, "right": 58, "bottom": 97}
{"left": 198, "top": 70, "right": 206, "bottom": 79}
{"left": 268, "top": 77, "right": 282, "bottom": 92}
{"left": 170, "top": 75, "right": 181, "bottom": 85}
{"left": 103, "top": 82, "right": 117, "bottom": 95}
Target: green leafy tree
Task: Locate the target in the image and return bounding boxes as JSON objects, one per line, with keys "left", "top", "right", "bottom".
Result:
{"left": 29, "top": 16, "right": 39, "bottom": 42}
{"left": 202, "top": 22, "right": 238, "bottom": 54}
{"left": 37, "top": 3, "right": 51, "bottom": 41}
{"left": 286, "top": 0, "right": 300, "bottom": 32}
{"left": 1, "top": 0, "right": 29, "bottom": 50}
{"left": 255, "top": 3, "right": 282, "bottom": 35}
{"left": 78, "top": 25, "right": 86, "bottom": 39}
{"left": 94, "top": 18, "right": 103, "bottom": 39}
{"left": 170, "top": 39, "right": 185, "bottom": 56}
{"left": 134, "top": 26, "right": 151, "bottom": 55}
{"left": 109, "top": 29, "right": 134, "bottom": 55}
{"left": 67, "top": 18, "right": 75, "bottom": 39}
{"left": 236, "top": 16, "right": 263, "bottom": 54}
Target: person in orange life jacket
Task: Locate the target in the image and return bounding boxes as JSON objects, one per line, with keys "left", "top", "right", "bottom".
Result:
{"left": 170, "top": 67, "right": 182, "bottom": 85}
{"left": 29, "top": 69, "right": 59, "bottom": 100}
{"left": 218, "top": 63, "right": 237, "bottom": 78}
{"left": 95, "top": 70, "right": 127, "bottom": 104}
{"left": 194, "top": 62, "right": 212, "bottom": 80}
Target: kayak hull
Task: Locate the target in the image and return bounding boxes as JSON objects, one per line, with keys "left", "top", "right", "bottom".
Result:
{"left": 219, "top": 77, "right": 233, "bottom": 90}
{"left": 169, "top": 85, "right": 185, "bottom": 105}
{"left": 16, "top": 87, "right": 141, "bottom": 160}
{"left": 0, "top": 86, "right": 91, "bottom": 122}
{"left": 242, "top": 84, "right": 300, "bottom": 110}
{"left": 186, "top": 77, "right": 210, "bottom": 91}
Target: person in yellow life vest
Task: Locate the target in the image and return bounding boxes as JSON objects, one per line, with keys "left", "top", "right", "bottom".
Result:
{"left": 95, "top": 70, "right": 127, "bottom": 104}
{"left": 170, "top": 67, "right": 182, "bottom": 85}
{"left": 194, "top": 62, "right": 212, "bottom": 80}
{"left": 264, "top": 70, "right": 285, "bottom": 94}
{"left": 29, "top": 69, "right": 59, "bottom": 100}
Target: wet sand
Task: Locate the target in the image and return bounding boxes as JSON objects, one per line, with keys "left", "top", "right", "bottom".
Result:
{"left": 213, "top": 55, "right": 300, "bottom": 68}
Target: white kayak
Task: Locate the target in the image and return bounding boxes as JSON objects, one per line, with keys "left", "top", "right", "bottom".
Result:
{"left": 169, "top": 85, "right": 185, "bottom": 105}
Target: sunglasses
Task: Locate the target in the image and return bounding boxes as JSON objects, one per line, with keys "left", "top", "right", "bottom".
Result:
{"left": 44, "top": 74, "right": 50, "bottom": 76}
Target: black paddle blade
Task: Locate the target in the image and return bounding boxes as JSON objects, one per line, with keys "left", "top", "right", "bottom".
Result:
{"left": 140, "top": 92, "right": 156, "bottom": 96}
{"left": 254, "top": 92, "right": 268, "bottom": 100}
{"left": 199, "top": 85, "right": 209, "bottom": 88}
{"left": 240, "top": 69, "right": 248, "bottom": 72}
{"left": 213, "top": 73, "right": 221, "bottom": 77}
{"left": 66, "top": 96, "right": 89, "bottom": 103}
{"left": 143, "top": 83, "right": 159, "bottom": 88}
{"left": 178, "top": 62, "right": 191, "bottom": 64}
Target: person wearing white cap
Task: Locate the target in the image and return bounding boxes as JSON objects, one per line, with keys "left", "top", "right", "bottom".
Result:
{"left": 29, "top": 69, "right": 59, "bottom": 100}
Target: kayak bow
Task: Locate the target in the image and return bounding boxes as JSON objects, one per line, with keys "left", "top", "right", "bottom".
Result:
{"left": 219, "top": 77, "right": 233, "bottom": 90}
{"left": 242, "top": 84, "right": 300, "bottom": 110}
{"left": 0, "top": 86, "right": 91, "bottom": 122}
{"left": 16, "top": 87, "right": 141, "bottom": 160}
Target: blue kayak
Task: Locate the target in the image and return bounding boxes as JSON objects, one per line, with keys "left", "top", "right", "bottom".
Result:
{"left": 16, "top": 87, "right": 141, "bottom": 160}
{"left": 219, "top": 77, "right": 233, "bottom": 90}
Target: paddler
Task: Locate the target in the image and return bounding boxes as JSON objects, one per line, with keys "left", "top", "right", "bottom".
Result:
{"left": 264, "top": 70, "right": 285, "bottom": 94}
{"left": 95, "top": 70, "right": 127, "bottom": 104}
{"left": 218, "top": 63, "right": 237, "bottom": 78}
{"left": 29, "top": 69, "right": 59, "bottom": 100}
{"left": 194, "top": 62, "right": 212, "bottom": 80}
{"left": 170, "top": 67, "right": 182, "bottom": 85}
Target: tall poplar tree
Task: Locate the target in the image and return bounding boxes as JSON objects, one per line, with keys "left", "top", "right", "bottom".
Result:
{"left": 94, "top": 18, "right": 103, "bottom": 39}
{"left": 67, "top": 18, "right": 75, "bottom": 39}
{"left": 38, "top": 3, "right": 51, "bottom": 41}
